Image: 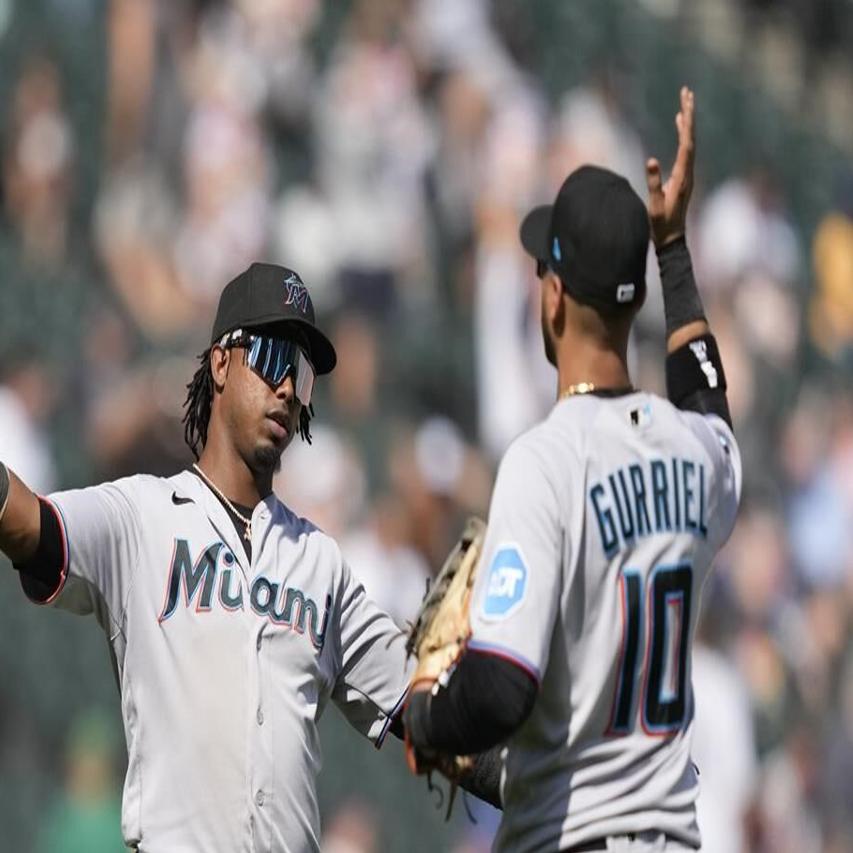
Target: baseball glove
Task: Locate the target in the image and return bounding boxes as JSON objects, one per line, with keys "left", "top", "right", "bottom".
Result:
{"left": 404, "top": 516, "right": 487, "bottom": 790}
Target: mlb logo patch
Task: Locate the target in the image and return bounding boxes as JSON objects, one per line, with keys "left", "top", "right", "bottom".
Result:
{"left": 629, "top": 403, "right": 653, "bottom": 429}
{"left": 481, "top": 545, "right": 528, "bottom": 619}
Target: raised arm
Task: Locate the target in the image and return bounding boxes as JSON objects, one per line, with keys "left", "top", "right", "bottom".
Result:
{"left": 646, "top": 86, "right": 731, "bottom": 426}
{"left": 0, "top": 462, "right": 41, "bottom": 564}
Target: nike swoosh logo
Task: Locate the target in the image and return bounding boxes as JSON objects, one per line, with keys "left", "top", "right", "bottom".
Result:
{"left": 171, "top": 492, "right": 194, "bottom": 506}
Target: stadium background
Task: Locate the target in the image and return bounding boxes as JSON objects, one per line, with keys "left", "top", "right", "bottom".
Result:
{"left": 1, "top": 0, "right": 852, "bottom": 850}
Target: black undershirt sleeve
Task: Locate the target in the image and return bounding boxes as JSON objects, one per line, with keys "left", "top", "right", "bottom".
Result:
{"left": 404, "top": 650, "right": 538, "bottom": 756}
{"left": 657, "top": 236, "right": 706, "bottom": 337}
{"left": 14, "top": 498, "right": 64, "bottom": 595}
{"left": 665, "top": 333, "right": 732, "bottom": 427}
{"left": 677, "top": 386, "right": 731, "bottom": 426}
{"left": 657, "top": 237, "right": 732, "bottom": 428}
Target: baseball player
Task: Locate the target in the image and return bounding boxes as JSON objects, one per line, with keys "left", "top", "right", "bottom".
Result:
{"left": 0, "top": 262, "right": 498, "bottom": 850}
{"left": 404, "top": 88, "right": 741, "bottom": 851}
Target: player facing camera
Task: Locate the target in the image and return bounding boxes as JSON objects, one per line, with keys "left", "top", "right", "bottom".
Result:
{"left": 0, "top": 257, "right": 507, "bottom": 851}
{"left": 183, "top": 262, "right": 337, "bottom": 474}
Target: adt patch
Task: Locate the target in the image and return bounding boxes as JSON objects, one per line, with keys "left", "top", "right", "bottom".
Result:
{"left": 481, "top": 545, "right": 528, "bottom": 619}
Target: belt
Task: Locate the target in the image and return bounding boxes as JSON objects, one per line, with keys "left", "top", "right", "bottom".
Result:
{"left": 565, "top": 833, "right": 695, "bottom": 852}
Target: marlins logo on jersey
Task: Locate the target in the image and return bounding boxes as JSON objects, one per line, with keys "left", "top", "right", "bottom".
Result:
{"left": 157, "top": 538, "right": 332, "bottom": 650}
{"left": 27, "top": 469, "right": 411, "bottom": 851}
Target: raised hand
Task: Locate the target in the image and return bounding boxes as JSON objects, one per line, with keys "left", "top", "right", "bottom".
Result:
{"left": 646, "top": 86, "right": 695, "bottom": 249}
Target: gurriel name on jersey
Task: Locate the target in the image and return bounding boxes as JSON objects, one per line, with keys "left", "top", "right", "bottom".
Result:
{"left": 590, "top": 457, "right": 708, "bottom": 557}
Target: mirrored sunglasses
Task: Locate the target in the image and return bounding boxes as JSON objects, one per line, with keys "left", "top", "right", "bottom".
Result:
{"left": 220, "top": 330, "right": 315, "bottom": 407}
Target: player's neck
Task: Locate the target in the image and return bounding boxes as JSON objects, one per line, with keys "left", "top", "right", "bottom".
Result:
{"left": 555, "top": 338, "right": 632, "bottom": 398}
{"left": 196, "top": 434, "right": 272, "bottom": 509}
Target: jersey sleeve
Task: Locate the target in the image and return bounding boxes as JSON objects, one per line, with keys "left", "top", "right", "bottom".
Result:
{"left": 681, "top": 412, "right": 742, "bottom": 551}
{"left": 331, "top": 561, "right": 413, "bottom": 747}
{"left": 469, "top": 435, "right": 563, "bottom": 685}
{"left": 21, "top": 478, "right": 141, "bottom": 629}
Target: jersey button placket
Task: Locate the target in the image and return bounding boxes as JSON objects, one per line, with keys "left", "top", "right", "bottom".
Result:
{"left": 255, "top": 629, "right": 264, "bottom": 726}
{"left": 251, "top": 611, "right": 272, "bottom": 837}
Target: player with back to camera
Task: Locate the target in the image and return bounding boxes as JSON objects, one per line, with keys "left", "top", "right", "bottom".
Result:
{"left": 404, "top": 88, "right": 742, "bottom": 851}
{"left": 0, "top": 263, "right": 501, "bottom": 851}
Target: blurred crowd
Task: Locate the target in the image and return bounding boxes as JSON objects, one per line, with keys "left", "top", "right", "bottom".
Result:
{"left": 740, "top": 0, "right": 853, "bottom": 66}
{"left": 1, "top": 0, "right": 852, "bottom": 851}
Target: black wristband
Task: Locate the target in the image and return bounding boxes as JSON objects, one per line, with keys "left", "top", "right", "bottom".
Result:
{"left": 404, "top": 690, "right": 434, "bottom": 750}
{"left": 657, "top": 236, "right": 706, "bottom": 338}
{"left": 666, "top": 333, "right": 727, "bottom": 405}
{"left": 0, "top": 462, "right": 9, "bottom": 520}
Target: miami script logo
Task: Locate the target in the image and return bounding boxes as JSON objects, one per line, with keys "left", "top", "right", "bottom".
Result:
{"left": 158, "top": 540, "right": 330, "bottom": 651}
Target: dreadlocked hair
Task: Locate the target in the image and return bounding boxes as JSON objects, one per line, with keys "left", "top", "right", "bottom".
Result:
{"left": 299, "top": 404, "right": 314, "bottom": 445}
{"left": 183, "top": 348, "right": 214, "bottom": 460}
{"left": 182, "top": 347, "right": 316, "bottom": 458}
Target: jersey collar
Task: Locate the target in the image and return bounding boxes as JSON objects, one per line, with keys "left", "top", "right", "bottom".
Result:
{"left": 170, "top": 470, "right": 253, "bottom": 576}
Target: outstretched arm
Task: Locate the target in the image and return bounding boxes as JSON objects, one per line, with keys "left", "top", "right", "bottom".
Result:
{"left": 0, "top": 462, "right": 41, "bottom": 564}
{"left": 0, "top": 461, "right": 67, "bottom": 596}
{"left": 646, "top": 87, "right": 731, "bottom": 426}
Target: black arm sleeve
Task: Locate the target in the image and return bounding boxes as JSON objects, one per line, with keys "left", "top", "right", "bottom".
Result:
{"left": 666, "top": 334, "right": 732, "bottom": 428}
{"left": 13, "top": 497, "right": 64, "bottom": 594}
{"left": 404, "top": 650, "right": 538, "bottom": 756}
{"left": 656, "top": 237, "right": 732, "bottom": 427}
{"left": 657, "top": 236, "right": 706, "bottom": 337}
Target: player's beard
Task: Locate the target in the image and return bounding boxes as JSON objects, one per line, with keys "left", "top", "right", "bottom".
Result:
{"left": 251, "top": 444, "right": 284, "bottom": 476}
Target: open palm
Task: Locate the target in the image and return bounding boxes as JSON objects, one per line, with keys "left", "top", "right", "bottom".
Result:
{"left": 646, "top": 86, "right": 696, "bottom": 248}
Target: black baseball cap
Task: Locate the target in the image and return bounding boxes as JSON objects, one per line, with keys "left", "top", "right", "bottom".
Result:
{"left": 211, "top": 262, "right": 337, "bottom": 375}
{"left": 520, "top": 165, "right": 650, "bottom": 312}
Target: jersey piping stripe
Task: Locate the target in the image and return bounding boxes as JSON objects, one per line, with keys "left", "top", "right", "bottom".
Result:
{"left": 375, "top": 685, "right": 409, "bottom": 749}
{"left": 467, "top": 640, "right": 541, "bottom": 685}
{"left": 36, "top": 496, "right": 70, "bottom": 606}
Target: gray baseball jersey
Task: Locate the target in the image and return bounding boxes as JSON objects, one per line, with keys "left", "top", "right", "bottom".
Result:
{"left": 22, "top": 470, "right": 411, "bottom": 852}
{"left": 468, "top": 392, "right": 741, "bottom": 851}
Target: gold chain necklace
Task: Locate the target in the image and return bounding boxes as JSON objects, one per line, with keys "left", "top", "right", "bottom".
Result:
{"left": 558, "top": 382, "right": 634, "bottom": 401}
{"left": 192, "top": 463, "right": 253, "bottom": 541}
{"left": 559, "top": 382, "right": 598, "bottom": 400}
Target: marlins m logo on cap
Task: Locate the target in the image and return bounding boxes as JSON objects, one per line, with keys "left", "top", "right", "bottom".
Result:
{"left": 283, "top": 272, "right": 310, "bottom": 314}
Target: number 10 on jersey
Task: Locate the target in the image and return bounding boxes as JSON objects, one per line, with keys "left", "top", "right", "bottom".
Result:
{"left": 606, "top": 563, "right": 693, "bottom": 736}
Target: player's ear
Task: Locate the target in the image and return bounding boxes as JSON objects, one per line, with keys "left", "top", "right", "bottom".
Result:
{"left": 543, "top": 270, "right": 565, "bottom": 328}
{"left": 210, "top": 345, "right": 230, "bottom": 392}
